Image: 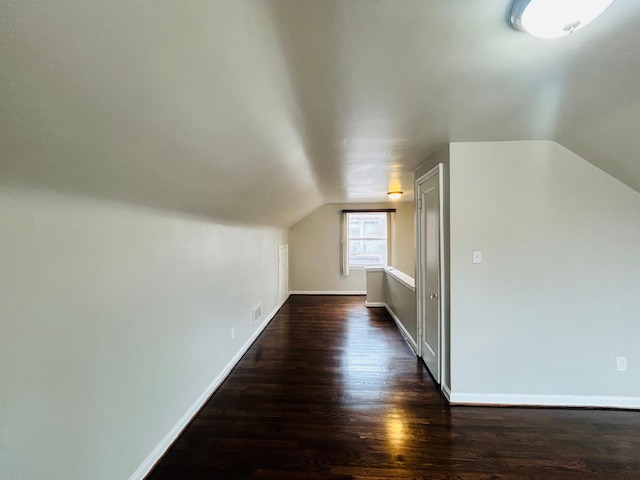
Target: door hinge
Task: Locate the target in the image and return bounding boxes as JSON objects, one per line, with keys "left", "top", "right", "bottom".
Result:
{"left": 417, "top": 198, "right": 422, "bottom": 210}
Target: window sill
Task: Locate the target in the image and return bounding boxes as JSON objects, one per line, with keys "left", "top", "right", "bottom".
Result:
{"left": 364, "top": 266, "right": 386, "bottom": 272}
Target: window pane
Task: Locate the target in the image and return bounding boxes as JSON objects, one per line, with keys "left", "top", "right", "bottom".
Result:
{"left": 364, "top": 218, "right": 386, "bottom": 238}
{"left": 364, "top": 239, "right": 384, "bottom": 254}
{"left": 364, "top": 221, "right": 378, "bottom": 237}
{"left": 349, "top": 240, "right": 387, "bottom": 266}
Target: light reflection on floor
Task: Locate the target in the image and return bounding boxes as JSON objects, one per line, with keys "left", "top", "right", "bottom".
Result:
{"left": 337, "top": 302, "right": 415, "bottom": 458}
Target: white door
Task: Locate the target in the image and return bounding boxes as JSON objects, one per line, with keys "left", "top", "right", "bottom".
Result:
{"left": 278, "top": 245, "right": 289, "bottom": 303}
{"left": 417, "top": 171, "right": 441, "bottom": 383}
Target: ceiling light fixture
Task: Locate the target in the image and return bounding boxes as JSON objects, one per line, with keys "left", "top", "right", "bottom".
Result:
{"left": 509, "top": 0, "right": 614, "bottom": 39}
{"left": 387, "top": 191, "right": 403, "bottom": 200}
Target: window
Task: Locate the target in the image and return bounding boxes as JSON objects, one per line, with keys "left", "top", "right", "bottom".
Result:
{"left": 345, "top": 212, "right": 388, "bottom": 269}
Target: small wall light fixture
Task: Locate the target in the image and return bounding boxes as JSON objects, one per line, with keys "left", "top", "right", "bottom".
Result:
{"left": 387, "top": 191, "right": 403, "bottom": 200}
{"left": 509, "top": 0, "right": 614, "bottom": 39}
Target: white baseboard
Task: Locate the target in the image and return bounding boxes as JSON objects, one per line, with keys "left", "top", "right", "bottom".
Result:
{"left": 365, "top": 301, "right": 385, "bottom": 307}
{"left": 290, "top": 290, "right": 366, "bottom": 295}
{"left": 448, "top": 391, "right": 640, "bottom": 410}
{"left": 128, "top": 296, "right": 288, "bottom": 480}
{"left": 383, "top": 303, "right": 418, "bottom": 354}
{"left": 367, "top": 301, "right": 418, "bottom": 357}
{"left": 442, "top": 383, "right": 452, "bottom": 402}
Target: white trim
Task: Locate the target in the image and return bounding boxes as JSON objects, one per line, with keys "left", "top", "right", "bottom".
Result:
{"left": 278, "top": 244, "right": 289, "bottom": 304}
{"left": 414, "top": 174, "right": 421, "bottom": 359}
{"left": 347, "top": 266, "right": 385, "bottom": 270}
{"left": 387, "top": 211, "right": 393, "bottom": 267}
{"left": 447, "top": 391, "right": 640, "bottom": 410}
{"left": 437, "top": 163, "right": 448, "bottom": 391}
{"left": 128, "top": 296, "right": 289, "bottom": 480}
{"left": 415, "top": 164, "right": 445, "bottom": 384}
{"left": 290, "top": 290, "right": 366, "bottom": 295}
{"left": 414, "top": 151, "right": 439, "bottom": 177}
{"left": 384, "top": 267, "right": 415, "bottom": 292}
{"left": 415, "top": 167, "right": 440, "bottom": 360}
{"left": 365, "top": 266, "right": 385, "bottom": 272}
{"left": 414, "top": 164, "right": 441, "bottom": 190}
{"left": 341, "top": 213, "right": 349, "bottom": 276}
{"left": 384, "top": 303, "right": 418, "bottom": 354}
{"left": 365, "top": 301, "right": 386, "bottom": 307}
{"left": 442, "top": 383, "right": 452, "bottom": 402}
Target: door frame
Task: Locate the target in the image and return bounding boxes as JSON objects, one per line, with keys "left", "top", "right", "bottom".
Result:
{"left": 415, "top": 164, "right": 447, "bottom": 388}
{"left": 278, "top": 244, "right": 289, "bottom": 303}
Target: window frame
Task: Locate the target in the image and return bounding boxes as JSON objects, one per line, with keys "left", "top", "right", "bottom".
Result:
{"left": 341, "top": 209, "right": 395, "bottom": 275}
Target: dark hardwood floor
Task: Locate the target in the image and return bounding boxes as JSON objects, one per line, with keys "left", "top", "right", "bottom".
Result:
{"left": 148, "top": 295, "right": 640, "bottom": 479}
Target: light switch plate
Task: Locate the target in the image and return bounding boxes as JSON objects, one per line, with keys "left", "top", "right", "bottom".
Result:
{"left": 472, "top": 250, "right": 482, "bottom": 264}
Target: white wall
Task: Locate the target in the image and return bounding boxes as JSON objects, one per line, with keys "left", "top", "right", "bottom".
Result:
{"left": 448, "top": 141, "right": 640, "bottom": 406}
{"left": 289, "top": 202, "right": 414, "bottom": 293}
{"left": 383, "top": 270, "right": 418, "bottom": 347}
{"left": 391, "top": 202, "right": 416, "bottom": 277}
{"left": 0, "top": 185, "right": 287, "bottom": 480}
{"left": 365, "top": 268, "right": 385, "bottom": 305}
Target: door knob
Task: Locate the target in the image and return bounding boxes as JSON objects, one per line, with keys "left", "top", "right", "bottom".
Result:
{"left": 430, "top": 293, "right": 438, "bottom": 299}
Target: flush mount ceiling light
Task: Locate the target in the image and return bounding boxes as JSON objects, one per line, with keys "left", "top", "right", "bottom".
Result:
{"left": 510, "top": 0, "right": 615, "bottom": 39}
{"left": 387, "top": 191, "right": 403, "bottom": 200}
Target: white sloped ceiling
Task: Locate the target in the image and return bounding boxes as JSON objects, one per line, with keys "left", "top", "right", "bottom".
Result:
{"left": 2, "top": 1, "right": 639, "bottom": 227}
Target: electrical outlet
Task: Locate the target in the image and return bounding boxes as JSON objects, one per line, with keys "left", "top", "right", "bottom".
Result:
{"left": 616, "top": 356, "right": 627, "bottom": 372}
{"left": 252, "top": 304, "right": 262, "bottom": 326}
{"left": 230, "top": 328, "right": 235, "bottom": 340}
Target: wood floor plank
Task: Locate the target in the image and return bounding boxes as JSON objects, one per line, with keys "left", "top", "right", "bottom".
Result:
{"left": 147, "top": 295, "right": 640, "bottom": 479}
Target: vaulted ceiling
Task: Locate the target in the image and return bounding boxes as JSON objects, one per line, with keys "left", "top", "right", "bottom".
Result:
{"left": 2, "top": 1, "right": 639, "bottom": 226}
